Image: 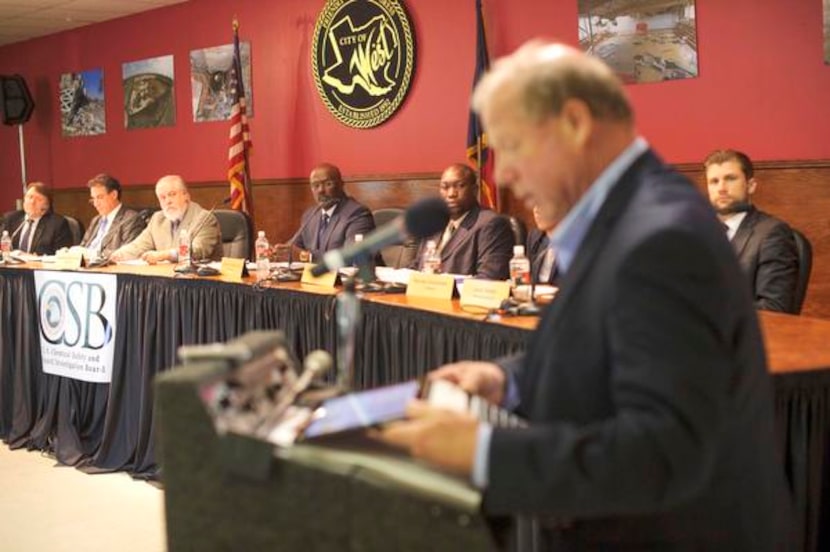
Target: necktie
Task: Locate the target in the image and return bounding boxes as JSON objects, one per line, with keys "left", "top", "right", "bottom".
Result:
{"left": 539, "top": 247, "right": 556, "bottom": 284}
{"left": 316, "top": 214, "right": 330, "bottom": 250}
{"left": 438, "top": 222, "right": 456, "bottom": 252}
{"left": 90, "top": 217, "right": 108, "bottom": 251}
{"left": 171, "top": 219, "right": 180, "bottom": 240}
{"left": 19, "top": 219, "right": 34, "bottom": 253}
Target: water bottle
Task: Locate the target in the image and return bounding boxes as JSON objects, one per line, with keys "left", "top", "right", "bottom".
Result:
{"left": 255, "top": 230, "right": 270, "bottom": 281}
{"left": 178, "top": 228, "right": 191, "bottom": 265}
{"left": 336, "top": 278, "right": 361, "bottom": 391}
{"left": 0, "top": 230, "right": 11, "bottom": 261}
{"left": 509, "top": 244, "right": 531, "bottom": 286}
{"left": 421, "top": 240, "right": 441, "bottom": 274}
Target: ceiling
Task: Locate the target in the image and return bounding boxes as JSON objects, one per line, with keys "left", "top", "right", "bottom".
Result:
{"left": 0, "top": 0, "right": 189, "bottom": 47}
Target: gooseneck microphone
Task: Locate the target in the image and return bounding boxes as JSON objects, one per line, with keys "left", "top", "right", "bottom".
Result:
{"left": 174, "top": 196, "right": 231, "bottom": 274}
{"left": 311, "top": 197, "right": 450, "bottom": 277}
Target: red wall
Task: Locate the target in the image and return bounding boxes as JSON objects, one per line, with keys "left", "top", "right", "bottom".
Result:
{"left": 1, "top": 0, "right": 829, "bottom": 210}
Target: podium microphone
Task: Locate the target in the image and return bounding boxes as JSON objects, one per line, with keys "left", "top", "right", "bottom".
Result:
{"left": 174, "top": 196, "right": 231, "bottom": 274}
{"left": 311, "top": 197, "right": 450, "bottom": 277}
{"left": 256, "top": 350, "right": 333, "bottom": 436}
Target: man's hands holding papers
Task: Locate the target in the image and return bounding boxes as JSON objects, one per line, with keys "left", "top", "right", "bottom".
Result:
{"left": 374, "top": 361, "right": 507, "bottom": 477}
{"left": 375, "top": 400, "right": 479, "bottom": 477}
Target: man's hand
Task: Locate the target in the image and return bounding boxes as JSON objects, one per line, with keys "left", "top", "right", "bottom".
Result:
{"left": 141, "top": 250, "right": 172, "bottom": 264}
{"left": 429, "top": 361, "right": 507, "bottom": 405}
{"left": 375, "top": 400, "right": 479, "bottom": 476}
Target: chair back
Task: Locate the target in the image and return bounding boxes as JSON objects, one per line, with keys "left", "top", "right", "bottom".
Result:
{"left": 792, "top": 227, "right": 812, "bottom": 314}
{"left": 214, "top": 209, "right": 253, "bottom": 260}
{"left": 63, "top": 215, "right": 84, "bottom": 245}
{"left": 372, "top": 208, "right": 414, "bottom": 268}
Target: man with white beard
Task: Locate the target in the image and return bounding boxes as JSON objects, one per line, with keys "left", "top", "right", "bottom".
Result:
{"left": 111, "top": 174, "right": 222, "bottom": 264}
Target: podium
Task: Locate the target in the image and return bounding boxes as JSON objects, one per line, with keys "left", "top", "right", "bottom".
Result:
{"left": 155, "top": 355, "right": 499, "bottom": 551}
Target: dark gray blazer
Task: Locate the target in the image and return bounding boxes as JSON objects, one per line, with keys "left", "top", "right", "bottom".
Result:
{"left": 732, "top": 206, "right": 799, "bottom": 314}
{"left": 412, "top": 205, "right": 513, "bottom": 280}
{"left": 487, "top": 150, "right": 792, "bottom": 550}
{"left": 80, "top": 206, "right": 146, "bottom": 258}
{"left": 2, "top": 210, "right": 73, "bottom": 255}
{"left": 292, "top": 197, "right": 375, "bottom": 262}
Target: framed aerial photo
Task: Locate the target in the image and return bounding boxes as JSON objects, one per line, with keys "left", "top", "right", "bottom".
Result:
{"left": 578, "top": 0, "right": 699, "bottom": 84}
{"left": 190, "top": 42, "right": 253, "bottom": 122}
{"left": 122, "top": 54, "right": 176, "bottom": 129}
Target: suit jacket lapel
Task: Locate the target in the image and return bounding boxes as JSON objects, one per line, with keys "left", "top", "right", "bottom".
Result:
{"left": 731, "top": 208, "right": 756, "bottom": 258}
{"left": 440, "top": 206, "right": 479, "bottom": 260}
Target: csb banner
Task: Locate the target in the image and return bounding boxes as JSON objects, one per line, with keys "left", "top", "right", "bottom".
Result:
{"left": 34, "top": 271, "right": 117, "bottom": 383}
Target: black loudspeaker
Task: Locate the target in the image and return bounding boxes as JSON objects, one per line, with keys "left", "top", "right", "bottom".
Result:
{"left": 0, "top": 74, "right": 35, "bottom": 126}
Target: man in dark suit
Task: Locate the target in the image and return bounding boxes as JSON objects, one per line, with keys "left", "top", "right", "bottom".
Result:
{"left": 380, "top": 41, "right": 791, "bottom": 550}
{"left": 290, "top": 163, "right": 375, "bottom": 262}
{"left": 411, "top": 163, "right": 513, "bottom": 279}
{"left": 80, "top": 173, "right": 145, "bottom": 259}
{"left": 526, "top": 205, "right": 558, "bottom": 285}
{"left": 704, "top": 149, "right": 799, "bottom": 313}
{"left": 1, "top": 182, "right": 72, "bottom": 255}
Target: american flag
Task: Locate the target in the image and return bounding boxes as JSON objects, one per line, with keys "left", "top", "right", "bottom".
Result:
{"left": 466, "top": 0, "right": 497, "bottom": 211}
{"left": 227, "top": 19, "right": 253, "bottom": 215}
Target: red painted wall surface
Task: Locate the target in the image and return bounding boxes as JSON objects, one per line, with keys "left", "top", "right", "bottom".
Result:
{"left": 0, "top": 0, "right": 828, "bottom": 209}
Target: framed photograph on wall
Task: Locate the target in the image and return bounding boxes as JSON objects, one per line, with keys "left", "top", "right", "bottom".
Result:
{"left": 578, "top": 0, "right": 699, "bottom": 84}
{"left": 122, "top": 54, "right": 175, "bottom": 129}
{"left": 59, "top": 69, "right": 105, "bottom": 137}
{"left": 824, "top": 0, "right": 830, "bottom": 64}
{"left": 190, "top": 42, "right": 253, "bottom": 122}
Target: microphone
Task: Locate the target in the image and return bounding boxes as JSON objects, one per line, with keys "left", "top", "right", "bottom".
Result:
{"left": 311, "top": 197, "right": 450, "bottom": 277}
{"left": 256, "top": 350, "right": 333, "bottom": 437}
{"left": 272, "top": 206, "right": 322, "bottom": 282}
{"left": 174, "top": 196, "right": 231, "bottom": 274}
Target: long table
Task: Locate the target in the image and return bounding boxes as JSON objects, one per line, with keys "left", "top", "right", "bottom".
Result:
{"left": 1, "top": 264, "right": 828, "bottom": 551}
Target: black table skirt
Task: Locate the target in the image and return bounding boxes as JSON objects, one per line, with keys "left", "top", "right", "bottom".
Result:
{"left": 0, "top": 268, "right": 827, "bottom": 551}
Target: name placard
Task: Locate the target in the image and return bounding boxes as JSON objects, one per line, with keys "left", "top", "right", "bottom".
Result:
{"left": 406, "top": 272, "right": 455, "bottom": 300}
{"left": 55, "top": 250, "right": 85, "bottom": 270}
{"left": 220, "top": 257, "right": 247, "bottom": 280}
{"left": 459, "top": 279, "right": 511, "bottom": 311}
{"left": 301, "top": 264, "right": 338, "bottom": 288}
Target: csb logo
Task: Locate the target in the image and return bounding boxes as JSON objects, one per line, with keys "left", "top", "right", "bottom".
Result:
{"left": 312, "top": 0, "right": 416, "bottom": 128}
{"left": 37, "top": 279, "right": 114, "bottom": 349}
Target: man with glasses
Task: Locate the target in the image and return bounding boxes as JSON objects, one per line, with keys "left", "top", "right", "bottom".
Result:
{"left": 288, "top": 163, "right": 375, "bottom": 262}
{"left": 80, "top": 173, "right": 145, "bottom": 259}
{"left": 411, "top": 163, "right": 513, "bottom": 279}
{"left": 1, "top": 181, "right": 73, "bottom": 255}
{"left": 111, "top": 174, "right": 222, "bottom": 264}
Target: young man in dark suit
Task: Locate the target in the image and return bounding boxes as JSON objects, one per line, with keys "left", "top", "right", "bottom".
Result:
{"left": 1, "top": 182, "right": 72, "bottom": 255}
{"left": 380, "top": 40, "right": 792, "bottom": 550}
{"left": 411, "top": 163, "right": 514, "bottom": 280}
{"left": 705, "top": 149, "right": 799, "bottom": 313}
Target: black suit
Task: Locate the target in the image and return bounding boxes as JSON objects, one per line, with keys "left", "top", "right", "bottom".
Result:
{"left": 487, "top": 150, "right": 791, "bottom": 550}
{"left": 1, "top": 210, "right": 72, "bottom": 255}
{"left": 292, "top": 197, "right": 375, "bottom": 262}
{"left": 412, "top": 205, "right": 513, "bottom": 280}
{"left": 731, "top": 206, "right": 799, "bottom": 314}
{"left": 80, "top": 206, "right": 146, "bottom": 258}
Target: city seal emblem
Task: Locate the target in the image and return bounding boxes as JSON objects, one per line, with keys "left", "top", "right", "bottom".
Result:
{"left": 312, "top": 0, "right": 416, "bottom": 128}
